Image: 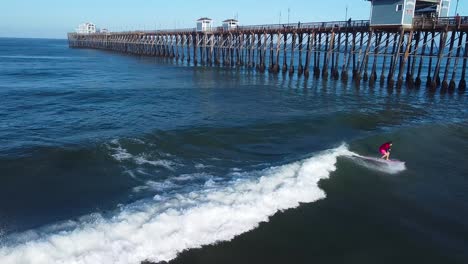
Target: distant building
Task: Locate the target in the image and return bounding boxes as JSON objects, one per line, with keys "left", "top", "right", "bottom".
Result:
{"left": 368, "top": 0, "right": 451, "bottom": 27}
{"left": 76, "top": 22, "right": 96, "bottom": 34}
{"left": 196, "top": 17, "right": 213, "bottom": 32}
{"left": 99, "top": 28, "right": 109, "bottom": 33}
{"left": 222, "top": 19, "right": 239, "bottom": 30}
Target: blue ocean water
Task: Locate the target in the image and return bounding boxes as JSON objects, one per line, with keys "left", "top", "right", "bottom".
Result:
{"left": 0, "top": 38, "right": 467, "bottom": 264}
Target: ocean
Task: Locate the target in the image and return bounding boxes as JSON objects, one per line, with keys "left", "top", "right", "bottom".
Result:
{"left": 0, "top": 37, "right": 467, "bottom": 264}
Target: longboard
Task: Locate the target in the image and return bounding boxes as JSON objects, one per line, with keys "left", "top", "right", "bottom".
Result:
{"left": 351, "top": 154, "right": 405, "bottom": 165}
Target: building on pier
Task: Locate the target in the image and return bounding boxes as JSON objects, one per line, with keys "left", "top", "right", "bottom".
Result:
{"left": 369, "top": 0, "right": 451, "bottom": 27}
{"left": 415, "top": 0, "right": 450, "bottom": 17}
{"left": 196, "top": 17, "right": 213, "bottom": 32}
{"left": 222, "top": 19, "right": 239, "bottom": 30}
{"left": 76, "top": 22, "right": 96, "bottom": 34}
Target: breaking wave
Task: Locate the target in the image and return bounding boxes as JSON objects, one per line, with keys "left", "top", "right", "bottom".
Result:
{"left": 0, "top": 145, "right": 351, "bottom": 264}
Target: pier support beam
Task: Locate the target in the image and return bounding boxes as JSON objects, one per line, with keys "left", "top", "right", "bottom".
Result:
{"left": 426, "top": 31, "right": 436, "bottom": 88}
{"left": 358, "top": 30, "right": 373, "bottom": 85}
{"left": 388, "top": 30, "right": 404, "bottom": 88}
{"left": 459, "top": 34, "right": 468, "bottom": 91}
{"left": 322, "top": 33, "right": 330, "bottom": 80}
{"left": 274, "top": 33, "right": 281, "bottom": 73}
{"left": 416, "top": 32, "right": 429, "bottom": 87}
{"left": 397, "top": 31, "right": 413, "bottom": 89}
{"left": 261, "top": 32, "right": 267, "bottom": 71}
{"left": 304, "top": 33, "right": 312, "bottom": 78}
{"left": 289, "top": 33, "right": 296, "bottom": 76}
{"left": 432, "top": 31, "right": 448, "bottom": 90}
{"left": 268, "top": 33, "right": 274, "bottom": 72}
{"left": 450, "top": 32, "right": 464, "bottom": 92}
{"left": 333, "top": 32, "right": 341, "bottom": 80}
{"left": 341, "top": 31, "right": 350, "bottom": 82}
{"left": 193, "top": 34, "right": 198, "bottom": 65}
{"left": 298, "top": 33, "right": 304, "bottom": 76}
{"left": 408, "top": 32, "right": 421, "bottom": 88}
{"left": 369, "top": 33, "right": 382, "bottom": 87}
{"left": 314, "top": 33, "right": 321, "bottom": 78}
{"left": 441, "top": 31, "right": 457, "bottom": 92}
{"left": 282, "top": 34, "right": 288, "bottom": 73}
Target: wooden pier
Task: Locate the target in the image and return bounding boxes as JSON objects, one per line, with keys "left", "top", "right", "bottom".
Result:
{"left": 68, "top": 17, "right": 468, "bottom": 92}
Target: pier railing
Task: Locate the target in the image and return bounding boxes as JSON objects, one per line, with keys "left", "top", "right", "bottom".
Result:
{"left": 77, "top": 20, "right": 371, "bottom": 36}
{"left": 413, "top": 16, "right": 468, "bottom": 29}
{"left": 232, "top": 20, "right": 370, "bottom": 32}
{"left": 71, "top": 17, "right": 467, "bottom": 37}
{"left": 70, "top": 17, "right": 468, "bottom": 36}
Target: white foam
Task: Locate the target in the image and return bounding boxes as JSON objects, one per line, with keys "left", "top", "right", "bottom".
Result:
{"left": 110, "top": 145, "right": 133, "bottom": 161}
{"left": 172, "top": 173, "right": 213, "bottom": 182}
{"left": 134, "top": 156, "right": 176, "bottom": 171}
{"left": 124, "top": 170, "right": 137, "bottom": 180}
{"left": 349, "top": 155, "right": 407, "bottom": 174}
{"left": 144, "top": 180, "right": 180, "bottom": 192}
{"left": 0, "top": 144, "right": 351, "bottom": 264}
{"left": 194, "top": 163, "right": 210, "bottom": 169}
{"left": 132, "top": 186, "right": 149, "bottom": 193}
{"left": 107, "top": 140, "right": 177, "bottom": 171}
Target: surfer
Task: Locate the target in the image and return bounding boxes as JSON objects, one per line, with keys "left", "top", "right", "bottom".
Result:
{"left": 379, "top": 141, "right": 392, "bottom": 160}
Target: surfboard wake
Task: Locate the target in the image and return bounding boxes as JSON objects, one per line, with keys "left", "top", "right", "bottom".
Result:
{"left": 347, "top": 153, "right": 407, "bottom": 174}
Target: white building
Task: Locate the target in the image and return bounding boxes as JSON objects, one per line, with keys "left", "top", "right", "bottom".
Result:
{"left": 196, "top": 17, "right": 213, "bottom": 32}
{"left": 222, "top": 19, "right": 239, "bottom": 30}
{"left": 76, "top": 22, "right": 96, "bottom": 34}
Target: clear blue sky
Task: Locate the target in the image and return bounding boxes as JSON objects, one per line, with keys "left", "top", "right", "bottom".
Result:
{"left": 0, "top": 0, "right": 465, "bottom": 39}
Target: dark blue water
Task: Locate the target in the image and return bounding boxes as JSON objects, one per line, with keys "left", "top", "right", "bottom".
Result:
{"left": 0, "top": 38, "right": 467, "bottom": 264}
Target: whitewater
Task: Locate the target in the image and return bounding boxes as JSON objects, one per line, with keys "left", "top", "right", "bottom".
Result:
{"left": 0, "top": 145, "right": 362, "bottom": 264}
